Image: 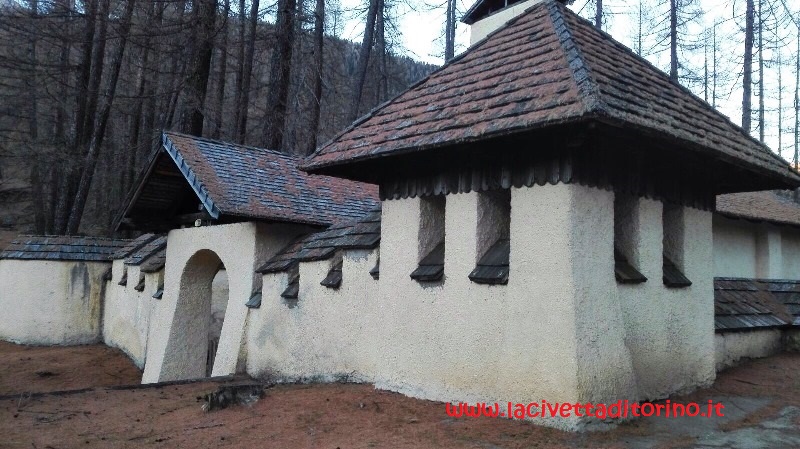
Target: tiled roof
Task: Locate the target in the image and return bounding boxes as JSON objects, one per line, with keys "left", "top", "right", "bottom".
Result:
{"left": 162, "top": 132, "right": 379, "bottom": 227}
{"left": 257, "top": 207, "right": 381, "bottom": 274}
{"left": 124, "top": 235, "right": 167, "bottom": 272}
{"left": 0, "top": 235, "right": 131, "bottom": 262}
{"left": 303, "top": 1, "right": 799, "bottom": 188}
{"left": 112, "top": 233, "right": 159, "bottom": 259}
{"left": 714, "top": 278, "right": 796, "bottom": 331}
{"left": 716, "top": 190, "right": 800, "bottom": 228}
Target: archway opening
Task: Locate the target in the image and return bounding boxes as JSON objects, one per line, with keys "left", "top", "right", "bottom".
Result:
{"left": 208, "top": 267, "right": 229, "bottom": 376}
{"left": 161, "top": 249, "right": 230, "bottom": 380}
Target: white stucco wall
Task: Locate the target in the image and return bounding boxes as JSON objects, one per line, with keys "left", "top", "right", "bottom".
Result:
{"left": 470, "top": 0, "right": 545, "bottom": 45}
{"left": 713, "top": 216, "right": 758, "bottom": 278}
{"left": 714, "top": 330, "right": 783, "bottom": 371}
{"left": 713, "top": 215, "right": 800, "bottom": 280}
{"left": 102, "top": 259, "right": 162, "bottom": 368}
{"left": 244, "top": 184, "right": 719, "bottom": 430}
{"left": 0, "top": 259, "right": 108, "bottom": 345}
{"left": 618, "top": 198, "right": 715, "bottom": 400}
{"left": 780, "top": 231, "right": 800, "bottom": 279}
{"left": 141, "top": 222, "right": 304, "bottom": 383}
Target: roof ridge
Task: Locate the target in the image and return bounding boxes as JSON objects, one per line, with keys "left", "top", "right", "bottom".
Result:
{"left": 547, "top": 1, "right": 603, "bottom": 115}
{"left": 164, "top": 130, "right": 296, "bottom": 161}
{"left": 162, "top": 133, "right": 221, "bottom": 219}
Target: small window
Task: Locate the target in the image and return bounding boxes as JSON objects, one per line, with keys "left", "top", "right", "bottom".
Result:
{"left": 663, "top": 203, "right": 691, "bottom": 288}
{"left": 614, "top": 193, "right": 646, "bottom": 284}
{"left": 410, "top": 196, "right": 446, "bottom": 282}
{"left": 470, "top": 189, "right": 511, "bottom": 285}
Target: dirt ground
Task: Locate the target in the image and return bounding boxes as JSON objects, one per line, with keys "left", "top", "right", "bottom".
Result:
{"left": 0, "top": 341, "right": 142, "bottom": 395}
{"left": 0, "top": 343, "right": 798, "bottom": 448}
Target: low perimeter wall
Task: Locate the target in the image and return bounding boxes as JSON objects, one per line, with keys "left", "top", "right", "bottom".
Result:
{"left": 0, "top": 259, "right": 108, "bottom": 344}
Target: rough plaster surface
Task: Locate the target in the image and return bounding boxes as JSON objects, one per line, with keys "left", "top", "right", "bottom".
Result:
{"left": 141, "top": 222, "right": 301, "bottom": 383}
{"left": 715, "top": 330, "right": 783, "bottom": 371}
{"left": 245, "top": 185, "right": 724, "bottom": 430}
{"left": 102, "top": 260, "right": 161, "bottom": 368}
{"left": 470, "top": 0, "right": 545, "bottom": 44}
{"left": 617, "top": 198, "right": 716, "bottom": 400}
{"left": 0, "top": 259, "right": 107, "bottom": 345}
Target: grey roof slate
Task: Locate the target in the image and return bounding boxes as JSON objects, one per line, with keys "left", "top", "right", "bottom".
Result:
{"left": 0, "top": 235, "right": 131, "bottom": 262}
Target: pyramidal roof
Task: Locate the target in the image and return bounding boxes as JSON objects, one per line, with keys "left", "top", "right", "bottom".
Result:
{"left": 303, "top": 0, "right": 799, "bottom": 187}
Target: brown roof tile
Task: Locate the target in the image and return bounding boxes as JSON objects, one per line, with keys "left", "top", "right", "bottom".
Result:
{"left": 714, "top": 277, "right": 796, "bottom": 330}
{"left": 164, "top": 132, "right": 380, "bottom": 226}
{"left": 303, "top": 1, "right": 799, "bottom": 188}
{"left": 716, "top": 190, "right": 800, "bottom": 228}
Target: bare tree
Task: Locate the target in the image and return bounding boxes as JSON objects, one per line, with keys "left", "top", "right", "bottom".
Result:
{"left": 307, "top": 0, "right": 326, "bottom": 155}
{"left": 348, "top": 0, "right": 379, "bottom": 121}
{"left": 743, "top": 0, "right": 755, "bottom": 133}
{"left": 234, "top": 0, "right": 259, "bottom": 144}
{"left": 180, "top": 0, "right": 219, "bottom": 136}
{"left": 262, "top": 0, "right": 297, "bottom": 151}
{"left": 445, "top": 0, "right": 456, "bottom": 61}
{"left": 66, "top": 0, "right": 137, "bottom": 234}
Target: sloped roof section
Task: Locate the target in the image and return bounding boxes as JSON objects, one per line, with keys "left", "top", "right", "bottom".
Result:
{"left": 303, "top": 0, "right": 799, "bottom": 188}
{"left": 119, "top": 132, "right": 380, "bottom": 230}
{"left": 0, "top": 235, "right": 130, "bottom": 262}
{"left": 714, "top": 277, "right": 797, "bottom": 331}
{"left": 716, "top": 190, "right": 800, "bottom": 228}
{"left": 112, "top": 233, "right": 159, "bottom": 260}
{"left": 257, "top": 207, "right": 381, "bottom": 274}
{"left": 162, "top": 132, "right": 380, "bottom": 226}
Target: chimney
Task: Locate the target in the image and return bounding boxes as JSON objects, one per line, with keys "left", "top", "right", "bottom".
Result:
{"left": 462, "top": 0, "right": 568, "bottom": 45}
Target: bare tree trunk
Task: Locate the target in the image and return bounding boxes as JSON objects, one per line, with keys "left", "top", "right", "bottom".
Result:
{"left": 758, "top": 0, "right": 765, "bottom": 142}
{"left": 712, "top": 20, "right": 717, "bottom": 108}
{"left": 306, "top": 0, "right": 325, "bottom": 155}
{"left": 445, "top": 0, "right": 455, "bottom": 61}
{"left": 347, "top": 0, "right": 379, "bottom": 121}
{"left": 375, "top": 0, "right": 387, "bottom": 103}
{"left": 669, "top": 0, "right": 678, "bottom": 82}
{"left": 163, "top": 0, "right": 189, "bottom": 130}
{"left": 595, "top": 0, "right": 602, "bottom": 29}
{"left": 704, "top": 33, "right": 708, "bottom": 103}
{"left": 235, "top": 0, "right": 259, "bottom": 144}
{"left": 635, "top": 1, "right": 643, "bottom": 55}
{"left": 66, "top": 0, "right": 137, "bottom": 234}
{"left": 125, "top": 0, "right": 156, "bottom": 196}
{"left": 27, "top": 0, "right": 45, "bottom": 233}
{"left": 794, "top": 27, "right": 799, "bottom": 167}
{"left": 262, "top": 0, "right": 296, "bottom": 150}
{"left": 743, "top": 0, "right": 755, "bottom": 133}
{"left": 53, "top": 0, "right": 103, "bottom": 234}
{"left": 212, "top": 0, "right": 230, "bottom": 139}
{"left": 180, "top": 0, "right": 218, "bottom": 136}
{"left": 778, "top": 50, "right": 783, "bottom": 158}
